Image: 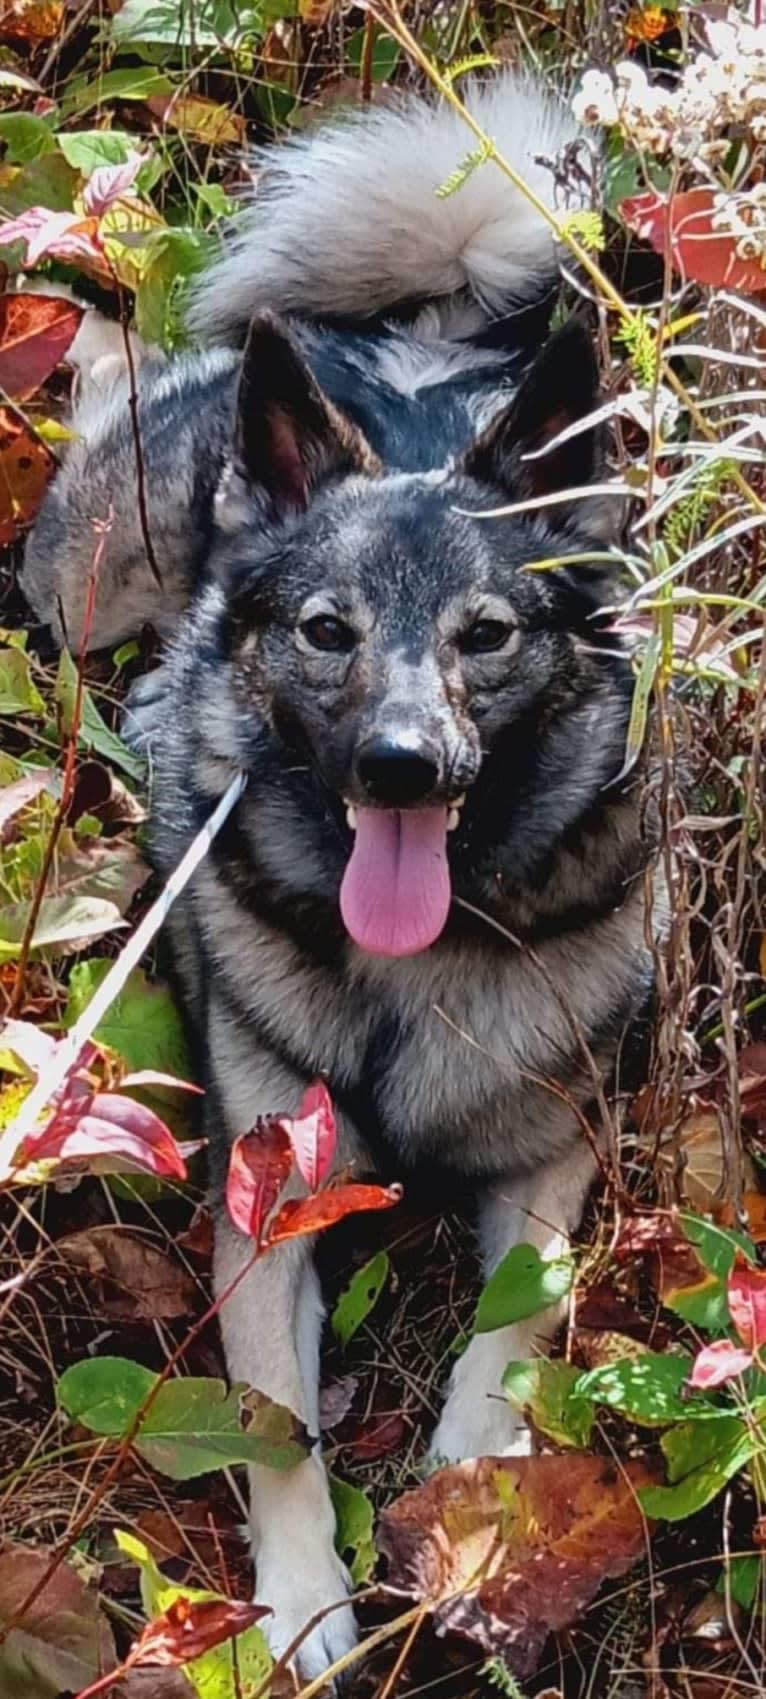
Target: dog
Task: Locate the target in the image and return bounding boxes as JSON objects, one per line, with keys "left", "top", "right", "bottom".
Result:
{"left": 22, "top": 75, "right": 664, "bottom": 1686}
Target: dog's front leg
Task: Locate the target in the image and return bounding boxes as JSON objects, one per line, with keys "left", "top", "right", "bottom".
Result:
{"left": 429, "top": 1138, "right": 598, "bottom": 1464}
{"left": 215, "top": 1219, "right": 356, "bottom": 1684}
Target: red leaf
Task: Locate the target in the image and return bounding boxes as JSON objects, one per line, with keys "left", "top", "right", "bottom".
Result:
{"left": 267, "top": 1181, "right": 402, "bottom": 1244}
{"left": 728, "top": 1255, "right": 766, "bottom": 1351}
{"left": 277, "top": 1079, "right": 336, "bottom": 1192}
{"left": 226, "top": 1120, "right": 293, "bottom": 1241}
{"left": 620, "top": 188, "right": 766, "bottom": 293}
{"left": 131, "top": 1596, "right": 270, "bottom": 1667}
{"left": 0, "top": 405, "right": 56, "bottom": 542}
{"left": 0, "top": 295, "right": 83, "bottom": 402}
{"left": 19, "top": 1088, "right": 188, "bottom": 1181}
{"left": 687, "top": 1339, "right": 753, "bottom": 1390}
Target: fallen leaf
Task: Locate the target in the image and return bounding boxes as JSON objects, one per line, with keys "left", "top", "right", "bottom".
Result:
{"left": 319, "top": 1374, "right": 358, "bottom": 1431}
{"left": 145, "top": 94, "right": 245, "bottom": 145}
{"left": 727, "top": 1255, "right": 766, "bottom": 1351}
{"left": 687, "top": 1340, "right": 753, "bottom": 1391}
{"left": 226, "top": 1119, "right": 293, "bottom": 1242}
{"left": 379, "top": 1454, "right": 655, "bottom": 1675}
{"left": 621, "top": 188, "right": 766, "bottom": 294}
{"left": 0, "top": 407, "right": 56, "bottom": 542}
{"left": 0, "top": 769, "right": 53, "bottom": 835}
{"left": 267, "top": 1180, "right": 402, "bottom": 1243}
{"left": 0, "top": 1538, "right": 115, "bottom": 1698}
{"left": 278, "top": 1078, "right": 336, "bottom": 1192}
{"left": 131, "top": 1597, "right": 271, "bottom": 1668}
{"left": 63, "top": 1227, "right": 198, "bottom": 1320}
{"left": 344, "top": 1408, "right": 406, "bottom": 1461}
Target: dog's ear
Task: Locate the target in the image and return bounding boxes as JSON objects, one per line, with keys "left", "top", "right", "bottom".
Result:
{"left": 463, "top": 320, "right": 604, "bottom": 511}
{"left": 218, "top": 311, "right": 380, "bottom": 527}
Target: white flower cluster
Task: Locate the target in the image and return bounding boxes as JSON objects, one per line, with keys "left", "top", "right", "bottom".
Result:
{"left": 573, "top": 12, "right": 766, "bottom": 158}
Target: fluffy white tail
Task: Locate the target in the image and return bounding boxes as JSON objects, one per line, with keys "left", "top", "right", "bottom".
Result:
{"left": 191, "top": 75, "right": 581, "bottom": 341}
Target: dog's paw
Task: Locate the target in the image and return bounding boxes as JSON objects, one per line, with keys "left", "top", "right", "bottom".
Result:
{"left": 428, "top": 1402, "right": 534, "bottom": 1467}
{"left": 257, "top": 1548, "right": 357, "bottom": 1690}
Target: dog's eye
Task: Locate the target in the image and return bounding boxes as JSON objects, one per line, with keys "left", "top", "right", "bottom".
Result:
{"left": 301, "top": 615, "right": 355, "bottom": 653}
{"left": 460, "top": 619, "right": 514, "bottom": 654}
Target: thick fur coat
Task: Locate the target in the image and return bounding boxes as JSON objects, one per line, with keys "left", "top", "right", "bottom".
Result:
{"left": 22, "top": 75, "right": 664, "bottom": 1686}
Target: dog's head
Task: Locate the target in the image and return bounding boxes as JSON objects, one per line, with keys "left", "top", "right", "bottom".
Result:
{"left": 208, "top": 311, "right": 627, "bottom": 957}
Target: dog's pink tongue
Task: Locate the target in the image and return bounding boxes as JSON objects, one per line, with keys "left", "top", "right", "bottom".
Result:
{"left": 340, "top": 807, "right": 451, "bottom": 956}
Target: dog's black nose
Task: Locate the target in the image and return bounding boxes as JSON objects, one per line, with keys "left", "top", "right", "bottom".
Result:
{"left": 355, "top": 738, "right": 440, "bottom": 805}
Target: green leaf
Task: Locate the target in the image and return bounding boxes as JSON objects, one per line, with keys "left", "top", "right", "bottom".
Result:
{"left": 58, "top": 1356, "right": 155, "bottom": 1433}
{"left": 347, "top": 25, "right": 400, "bottom": 81}
{"left": 0, "top": 153, "right": 77, "bottom": 217}
{"left": 110, "top": 0, "right": 260, "bottom": 48}
{"left": 56, "top": 649, "right": 145, "bottom": 781}
{"left": 330, "top": 1476, "right": 376, "bottom": 1585}
{"left": 502, "top": 1358, "right": 594, "bottom": 1448}
{"left": 112, "top": 640, "right": 140, "bottom": 668}
{"left": 474, "top": 1244, "right": 574, "bottom": 1334}
{"left": 331, "top": 1250, "right": 389, "bottom": 1347}
{"left": 61, "top": 68, "right": 175, "bottom": 120}
{"left": 58, "top": 1358, "right": 310, "bottom": 1478}
{"left": 0, "top": 647, "right": 44, "bottom": 715}
{"left": 57, "top": 129, "right": 135, "bottom": 174}
{"left": 666, "top": 1215, "right": 757, "bottom": 1333}
{"left": 717, "top": 1554, "right": 763, "bottom": 1611}
{"left": 115, "top": 1531, "right": 273, "bottom": 1699}
{"left": 573, "top": 1353, "right": 712, "bottom": 1426}
{"left": 135, "top": 227, "right": 213, "bottom": 349}
{"left": 0, "top": 113, "right": 55, "bottom": 165}
{"left": 64, "top": 961, "right": 191, "bottom": 1082}
{"left": 143, "top": 1382, "right": 311, "bottom": 1477}
{"left": 640, "top": 1417, "right": 756, "bottom": 1521}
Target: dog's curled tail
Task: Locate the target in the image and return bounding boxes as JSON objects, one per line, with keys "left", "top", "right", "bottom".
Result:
{"left": 191, "top": 74, "right": 582, "bottom": 342}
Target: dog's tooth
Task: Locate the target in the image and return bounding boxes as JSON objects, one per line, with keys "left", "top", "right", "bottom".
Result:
{"left": 346, "top": 805, "right": 358, "bottom": 830}
{"left": 447, "top": 808, "right": 460, "bottom": 832}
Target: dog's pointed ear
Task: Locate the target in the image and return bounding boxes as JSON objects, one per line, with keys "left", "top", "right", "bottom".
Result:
{"left": 219, "top": 311, "right": 380, "bottom": 527}
{"left": 463, "top": 320, "right": 604, "bottom": 510}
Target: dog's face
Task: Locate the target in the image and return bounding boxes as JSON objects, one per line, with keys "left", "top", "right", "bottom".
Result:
{"left": 210, "top": 313, "right": 625, "bottom": 957}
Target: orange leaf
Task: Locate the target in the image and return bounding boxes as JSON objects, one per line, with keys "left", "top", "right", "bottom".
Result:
{"left": 621, "top": 188, "right": 766, "bottom": 293}
{"left": 145, "top": 95, "right": 245, "bottom": 145}
{"left": 267, "top": 1180, "right": 402, "bottom": 1243}
{"left": 624, "top": 6, "right": 673, "bottom": 47}
{"left": 0, "top": 406, "right": 55, "bottom": 543}
{"left": 0, "top": 0, "right": 64, "bottom": 43}
{"left": 379, "top": 1453, "right": 655, "bottom": 1675}
{"left": 0, "top": 293, "right": 83, "bottom": 402}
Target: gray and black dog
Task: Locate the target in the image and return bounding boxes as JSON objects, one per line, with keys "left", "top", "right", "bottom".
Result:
{"left": 23, "top": 75, "right": 664, "bottom": 1684}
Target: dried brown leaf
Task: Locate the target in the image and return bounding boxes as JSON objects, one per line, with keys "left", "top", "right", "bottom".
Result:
{"left": 379, "top": 1454, "right": 654, "bottom": 1676}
